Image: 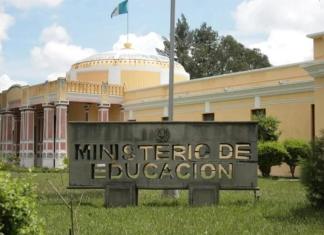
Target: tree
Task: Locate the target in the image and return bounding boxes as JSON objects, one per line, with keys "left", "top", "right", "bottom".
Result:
{"left": 283, "top": 139, "right": 311, "bottom": 178}
{"left": 217, "top": 35, "right": 271, "bottom": 74}
{"left": 253, "top": 115, "right": 281, "bottom": 141}
{"left": 258, "top": 142, "right": 288, "bottom": 177}
{"left": 301, "top": 130, "right": 324, "bottom": 208}
{"left": 158, "top": 15, "right": 271, "bottom": 79}
{"left": 157, "top": 14, "right": 193, "bottom": 70}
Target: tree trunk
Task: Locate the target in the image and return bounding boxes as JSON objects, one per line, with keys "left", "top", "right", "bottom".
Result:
{"left": 259, "top": 165, "right": 271, "bottom": 177}
{"left": 289, "top": 165, "right": 296, "bottom": 178}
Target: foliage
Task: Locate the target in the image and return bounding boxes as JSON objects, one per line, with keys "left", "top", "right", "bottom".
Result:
{"left": 301, "top": 130, "right": 324, "bottom": 208}
{"left": 0, "top": 173, "right": 43, "bottom": 235}
{"left": 8, "top": 171, "right": 323, "bottom": 234}
{"left": 258, "top": 141, "right": 288, "bottom": 177}
{"left": 253, "top": 115, "right": 281, "bottom": 141}
{"left": 283, "top": 139, "right": 311, "bottom": 178}
{"left": 157, "top": 14, "right": 271, "bottom": 79}
{"left": 0, "top": 160, "right": 66, "bottom": 173}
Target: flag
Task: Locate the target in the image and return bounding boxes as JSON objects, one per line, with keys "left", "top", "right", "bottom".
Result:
{"left": 111, "top": 0, "right": 128, "bottom": 18}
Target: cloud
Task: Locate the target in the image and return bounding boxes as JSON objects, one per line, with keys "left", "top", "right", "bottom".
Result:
{"left": 235, "top": 0, "right": 324, "bottom": 34}
{"left": 5, "top": 0, "right": 63, "bottom": 9}
{"left": 40, "top": 23, "right": 69, "bottom": 44}
{"left": 31, "top": 24, "right": 96, "bottom": 77}
{"left": 0, "top": 74, "right": 27, "bottom": 92}
{"left": 47, "top": 72, "right": 65, "bottom": 81}
{"left": 0, "top": 8, "right": 14, "bottom": 56}
{"left": 251, "top": 30, "right": 313, "bottom": 65}
{"left": 113, "top": 32, "right": 164, "bottom": 55}
{"left": 234, "top": 0, "right": 324, "bottom": 65}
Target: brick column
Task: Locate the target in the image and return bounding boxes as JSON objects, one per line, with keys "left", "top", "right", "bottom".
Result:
{"left": 0, "top": 112, "right": 4, "bottom": 159}
{"left": 98, "top": 104, "right": 110, "bottom": 122}
{"left": 13, "top": 114, "right": 20, "bottom": 156}
{"left": 2, "top": 111, "right": 14, "bottom": 160}
{"left": 42, "top": 104, "right": 55, "bottom": 168}
{"left": 19, "top": 107, "right": 35, "bottom": 167}
{"left": 55, "top": 101, "right": 68, "bottom": 168}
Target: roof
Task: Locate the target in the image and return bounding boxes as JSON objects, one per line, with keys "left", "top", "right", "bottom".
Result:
{"left": 75, "top": 45, "right": 180, "bottom": 65}
{"left": 307, "top": 31, "right": 324, "bottom": 39}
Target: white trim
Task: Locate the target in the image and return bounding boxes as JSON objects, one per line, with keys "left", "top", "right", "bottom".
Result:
{"left": 307, "top": 31, "right": 324, "bottom": 39}
{"left": 204, "top": 102, "right": 211, "bottom": 113}
{"left": 254, "top": 96, "right": 261, "bottom": 109}
{"left": 302, "top": 60, "right": 324, "bottom": 78}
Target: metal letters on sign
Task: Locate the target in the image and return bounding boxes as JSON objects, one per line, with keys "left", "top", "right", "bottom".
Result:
{"left": 68, "top": 122, "right": 258, "bottom": 190}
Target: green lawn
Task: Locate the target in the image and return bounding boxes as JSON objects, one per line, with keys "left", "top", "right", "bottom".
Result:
{"left": 9, "top": 172, "right": 324, "bottom": 235}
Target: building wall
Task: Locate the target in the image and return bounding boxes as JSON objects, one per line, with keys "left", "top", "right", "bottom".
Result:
{"left": 314, "top": 77, "right": 324, "bottom": 135}
{"left": 123, "top": 64, "right": 312, "bottom": 104}
{"left": 314, "top": 37, "right": 324, "bottom": 60}
{"left": 68, "top": 102, "right": 98, "bottom": 122}
{"left": 109, "top": 104, "right": 123, "bottom": 121}
{"left": 77, "top": 71, "right": 108, "bottom": 84}
{"left": 121, "top": 71, "right": 160, "bottom": 90}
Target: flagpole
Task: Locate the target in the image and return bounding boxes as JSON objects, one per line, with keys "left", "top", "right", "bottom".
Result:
{"left": 168, "top": 0, "right": 175, "bottom": 122}
{"left": 127, "top": 2, "right": 129, "bottom": 43}
{"left": 162, "top": 0, "right": 179, "bottom": 199}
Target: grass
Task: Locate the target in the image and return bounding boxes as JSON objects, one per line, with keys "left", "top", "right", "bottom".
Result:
{"left": 7, "top": 171, "right": 324, "bottom": 235}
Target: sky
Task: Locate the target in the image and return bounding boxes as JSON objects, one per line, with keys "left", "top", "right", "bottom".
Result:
{"left": 0, "top": 0, "right": 324, "bottom": 91}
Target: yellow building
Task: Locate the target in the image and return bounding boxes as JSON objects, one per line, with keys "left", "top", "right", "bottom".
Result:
{"left": 0, "top": 32, "right": 324, "bottom": 175}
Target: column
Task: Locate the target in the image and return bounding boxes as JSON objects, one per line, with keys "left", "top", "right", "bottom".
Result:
{"left": 2, "top": 111, "right": 14, "bottom": 160}
{"left": 55, "top": 101, "right": 68, "bottom": 169}
{"left": 19, "top": 107, "right": 35, "bottom": 167}
{"left": 0, "top": 112, "right": 4, "bottom": 159}
{"left": 98, "top": 104, "right": 110, "bottom": 122}
{"left": 13, "top": 114, "right": 20, "bottom": 156}
{"left": 42, "top": 104, "right": 55, "bottom": 168}
{"left": 303, "top": 61, "right": 324, "bottom": 137}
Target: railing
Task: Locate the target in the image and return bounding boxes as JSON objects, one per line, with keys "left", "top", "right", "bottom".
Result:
{"left": 66, "top": 80, "right": 101, "bottom": 94}
{"left": 65, "top": 80, "right": 124, "bottom": 96}
{"left": 108, "top": 84, "right": 124, "bottom": 96}
{"left": 0, "top": 79, "right": 125, "bottom": 108}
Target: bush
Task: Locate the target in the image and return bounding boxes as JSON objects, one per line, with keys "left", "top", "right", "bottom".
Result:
{"left": 301, "top": 130, "right": 324, "bottom": 208}
{"left": 283, "top": 139, "right": 311, "bottom": 178}
{"left": 0, "top": 172, "right": 43, "bottom": 234}
{"left": 258, "top": 141, "right": 288, "bottom": 177}
{"left": 253, "top": 115, "right": 281, "bottom": 141}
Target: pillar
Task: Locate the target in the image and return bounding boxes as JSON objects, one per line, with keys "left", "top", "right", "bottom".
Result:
{"left": 98, "top": 104, "right": 110, "bottom": 122}
{"left": 0, "top": 112, "right": 4, "bottom": 159}
{"left": 42, "top": 104, "right": 55, "bottom": 168}
{"left": 13, "top": 114, "right": 20, "bottom": 156}
{"left": 303, "top": 61, "right": 324, "bottom": 136}
{"left": 19, "top": 107, "right": 35, "bottom": 167}
{"left": 2, "top": 111, "right": 15, "bottom": 160}
{"left": 55, "top": 101, "right": 68, "bottom": 168}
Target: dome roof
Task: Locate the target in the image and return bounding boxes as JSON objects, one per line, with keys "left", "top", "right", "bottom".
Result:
{"left": 74, "top": 43, "right": 181, "bottom": 66}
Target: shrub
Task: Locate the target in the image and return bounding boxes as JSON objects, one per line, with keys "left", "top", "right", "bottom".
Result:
{"left": 258, "top": 141, "right": 288, "bottom": 177}
{"left": 253, "top": 115, "right": 281, "bottom": 141}
{"left": 0, "top": 172, "right": 43, "bottom": 235}
{"left": 283, "top": 139, "right": 311, "bottom": 178}
{"left": 301, "top": 130, "right": 324, "bottom": 208}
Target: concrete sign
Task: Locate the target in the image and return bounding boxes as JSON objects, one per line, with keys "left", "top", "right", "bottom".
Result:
{"left": 68, "top": 122, "right": 258, "bottom": 207}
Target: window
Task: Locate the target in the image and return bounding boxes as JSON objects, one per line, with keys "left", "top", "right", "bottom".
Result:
{"left": 161, "top": 117, "right": 169, "bottom": 121}
{"left": 251, "top": 109, "right": 266, "bottom": 119}
{"left": 203, "top": 113, "right": 215, "bottom": 121}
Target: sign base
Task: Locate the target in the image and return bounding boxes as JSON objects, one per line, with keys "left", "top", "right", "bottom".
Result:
{"left": 105, "top": 182, "right": 138, "bottom": 207}
{"left": 189, "top": 183, "right": 219, "bottom": 206}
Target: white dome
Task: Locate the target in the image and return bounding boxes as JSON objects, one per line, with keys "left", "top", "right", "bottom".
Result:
{"left": 76, "top": 46, "right": 181, "bottom": 65}
{"left": 68, "top": 43, "right": 190, "bottom": 89}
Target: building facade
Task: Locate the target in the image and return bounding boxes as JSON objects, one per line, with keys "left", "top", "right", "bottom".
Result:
{"left": 1, "top": 32, "right": 324, "bottom": 174}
